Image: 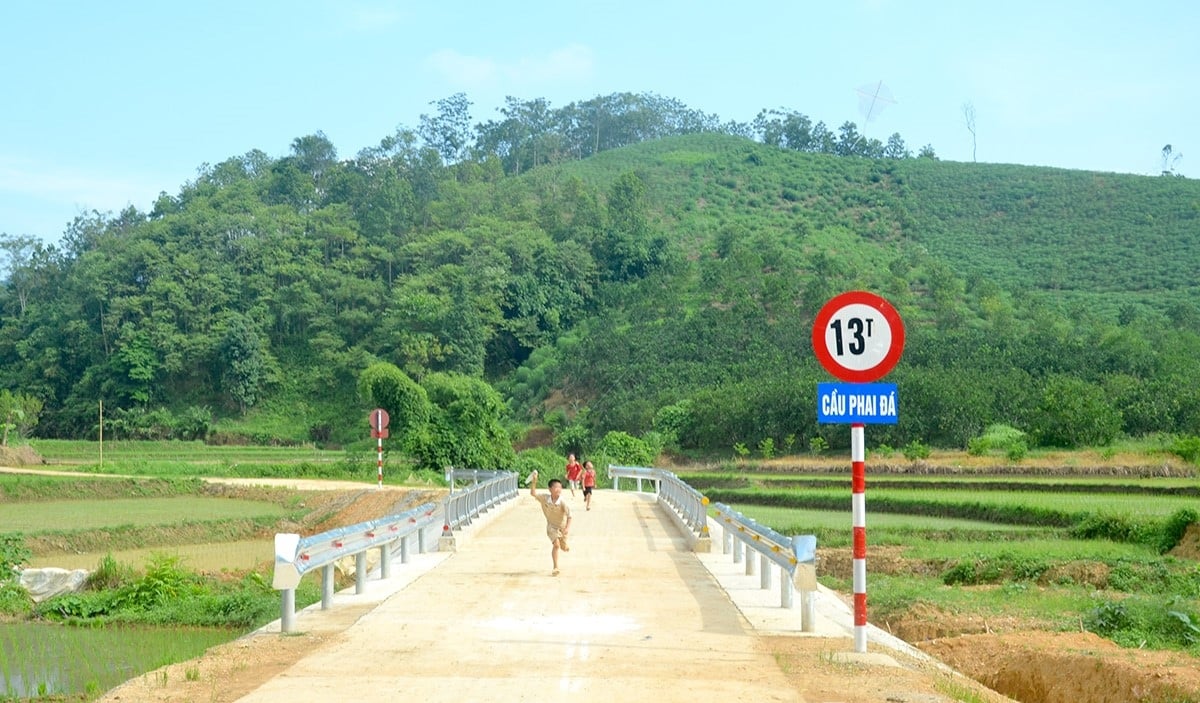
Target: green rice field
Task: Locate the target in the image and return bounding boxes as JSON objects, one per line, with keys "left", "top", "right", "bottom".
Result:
{"left": 0, "top": 496, "right": 286, "bottom": 532}
{"left": 0, "top": 622, "right": 234, "bottom": 698}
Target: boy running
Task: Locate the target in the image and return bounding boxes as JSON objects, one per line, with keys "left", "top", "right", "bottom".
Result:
{"left": 528, "top": 471, "right": 572, "bottom": 575}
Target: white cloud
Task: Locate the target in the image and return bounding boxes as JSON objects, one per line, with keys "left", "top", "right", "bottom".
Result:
{"left": 425, "top": 44, "right": 595, "bottom": 88}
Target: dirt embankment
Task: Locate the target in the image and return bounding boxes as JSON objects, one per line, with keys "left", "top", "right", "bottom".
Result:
{"left": 818, "top": 543, "right": 1200, "bottom": 703}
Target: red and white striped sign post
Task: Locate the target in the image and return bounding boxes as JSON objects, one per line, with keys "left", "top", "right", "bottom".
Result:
{"left": 850, "top": 422, "right": 867, "bottom": 651}
{"left": 369, "top": 408, "right": 390, "bottom": 489}
{"left": 812, "top": 291, "right": 905, "bottom": 654}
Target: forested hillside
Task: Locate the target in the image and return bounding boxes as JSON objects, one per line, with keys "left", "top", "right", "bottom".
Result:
{"left": 2, "top": 92, "right": 1198, "bottom": 459}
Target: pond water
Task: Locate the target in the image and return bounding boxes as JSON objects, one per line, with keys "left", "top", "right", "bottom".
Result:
{"left": 0, "top": 621, "right": 236, "bottom": 698}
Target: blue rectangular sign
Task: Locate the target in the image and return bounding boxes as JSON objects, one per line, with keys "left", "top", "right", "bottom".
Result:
{"left": 817, "top": 382, "right": 899, "bottom": 424}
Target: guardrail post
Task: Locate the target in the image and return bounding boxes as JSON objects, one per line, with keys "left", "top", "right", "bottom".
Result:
{"left": 380, "top": 542, "right": 392, "bottom": 579}
{"left": 745, "top": 547, "right": 756, "bottom": 576}
{"left": 322, "top": 564, "right": 335, "bottom": 609}
{"left": 800, "top": 588, "right": 815, "bottom": 633}
{"left": 760, "top": 553, "right": 771, "bottom": 589}
{"left": 281, "top": 589, "right": 295, "bottom": 633}
{"left": 781, "top": 571, "right": 794, "bottom": 609}
{"left": 418, "top": 524, "right": 428, "bottom": 554}
{"left": 723, "top": 528, "right": 731, "bottom": 554}
{"left": 733, "top": 538, "right": 743, "bottom": 563}
{"left": 355, "top": 552, "right": 367, "bottom": 595}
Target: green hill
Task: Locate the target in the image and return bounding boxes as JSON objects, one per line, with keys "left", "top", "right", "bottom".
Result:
{"left": 2, "top": 127, "right": 1199, "bottom": 456}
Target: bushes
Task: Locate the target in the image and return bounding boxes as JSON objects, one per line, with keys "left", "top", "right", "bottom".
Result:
{"left": 1070, "top": 513, "right": 1158, "bottom": 545}
{"left": 1158, "top": 508, "right": 1199, "bottom": 554}
{"left": 1168, "top": 435, "right": 1200, "bottom": 464}
{"left": 1029, "top": 376, "right": 1122, "bottom": 448}
{"left": 35, "top": 555, "right": 293, "bottom": 630}
{"left": 967, "top": 424, "right": 1028, "bottom": 461}
{"left": 902, "top": 440, "right": 931, "bottom": 461}
{"left": 941, "top": 553, "right": 1050, "bottom": 586}
{"left": 595, "top": 431, "right": 656, "bottom": 467}
{"left": 1085, "top": 596, "right": 1200, "bottom": 651}
{"left": 103, "top": 406, "right": 213, "bottom": 442}
{"left": 0, "top": 533, "right": 30, "bottom": 577}
{"left": 512, "top": 447, "right": 563, "bottom": 483}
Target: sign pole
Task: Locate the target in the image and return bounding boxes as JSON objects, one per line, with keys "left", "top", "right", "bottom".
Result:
{"left": 811, "top": 291, "right": 905, "bottom": 656}
{"left": 368, "top": 408, "right": 390, "bottom": 490}
{"left": 850, "top": 422, "right": 867, "bottom": 653}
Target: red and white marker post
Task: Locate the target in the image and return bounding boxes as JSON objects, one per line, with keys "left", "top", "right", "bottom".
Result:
{"left": 369, "top": 408, "right": 390, "bottom": 489}
{"left": 850, "top": 422, "right": 867, "bottom": 652}
{"left": 812, "top": 291, "right": 905, "bottom": 654}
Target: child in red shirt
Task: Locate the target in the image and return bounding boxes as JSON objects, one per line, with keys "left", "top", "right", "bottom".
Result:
{"left": 565, "top": 453, "right": 583, "bottom": 497}
{"left": 582, "top": 461, "right": 597, "bottom": 511}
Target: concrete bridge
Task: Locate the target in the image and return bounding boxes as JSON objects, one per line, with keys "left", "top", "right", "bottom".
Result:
{"left": 235, "top": 488, "right": 930, "bottom": 703}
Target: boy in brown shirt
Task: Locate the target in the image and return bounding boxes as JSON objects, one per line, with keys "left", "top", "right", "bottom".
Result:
{"left": 528, "top": 470, "right": 572, "bottom": 575}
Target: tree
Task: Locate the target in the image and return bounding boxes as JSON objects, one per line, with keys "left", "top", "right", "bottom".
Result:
{"left": 216, "top": 312, "right": 270, "bottom": 413}
{"left": 0, "top": 234, "right": 44, "bottom": 317}
{"left": 410, "top": 372, "right": 514, "bottom": 471}
{"left": 358, "top": 362, "right": 431, "bottom": 449}
{"left": 0, "top": 390, "right": 42, "bottom": 445}
{"left": 962, "top": 102, "right": 977, "bottom": 162}
{"left": 1028, "top": 376, "right": 1122, "bottom": 448}
{"left": 752, "top": 108, "right": 815, "bottom": 151}
{"left": 598, "top": 172, "right": 670, "bottom": 281}
{"left": 883, "top": 133, "right": 910, "bottom": 159}
{"left": 418, "top": 93, "right": 474, "bottom": 164}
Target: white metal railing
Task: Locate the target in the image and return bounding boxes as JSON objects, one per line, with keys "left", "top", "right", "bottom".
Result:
{"left": 442, "top": 468, "right": 518, "bottom": 532}
{"left": 272, "top": 502, "right": 439, "bottom": 633}
{"left": 712, "top": 502, "right": 819, "bottom": 632}
{"left": 608, "top": 464, "right": 710, "bottom": 548}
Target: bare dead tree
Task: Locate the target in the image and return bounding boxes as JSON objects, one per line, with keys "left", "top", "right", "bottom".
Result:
{"left": 962, "top": 102, "right": 977, "bottom": 162}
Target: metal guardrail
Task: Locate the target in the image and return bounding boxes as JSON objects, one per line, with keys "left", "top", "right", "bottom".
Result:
{"left": 712, "top": 502, "right": 818, "bottom": 631}
{"left": 442, "top": 468, "right": 518, "bottom": 532}
{"left": 607, "top": 464, "right": 819, "bottom": 626}
{"left": 271, "top": 471, "right": 518, "bottom": 632}
{"left": 608, "top": 464, "right": 711, "bottom": 548}
{"left": 273, "top": 502, "right": 439, "bottom": 633}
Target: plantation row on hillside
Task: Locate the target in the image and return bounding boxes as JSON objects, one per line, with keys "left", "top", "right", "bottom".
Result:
{"left": 1, "top": 91, "right": 1199, "bottom": 460}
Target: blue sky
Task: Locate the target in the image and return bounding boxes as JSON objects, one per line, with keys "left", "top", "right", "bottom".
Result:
{"left": 2, "top": 1, "right": 1195, "bottom": 246}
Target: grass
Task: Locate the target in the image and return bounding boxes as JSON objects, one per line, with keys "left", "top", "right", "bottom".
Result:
{"left": 0, "top": 496, "right": 286, "bottom": 532}
{"left": 25, "top": 438, "right": 442, "bottom": 485}
{"left": 712, "top": 485, "right": 1200, "bottom": 518}
{"left": 30, "top": 439, "right": 335, "bottom": 464}
{"left": 0, "top": 622, "right": 234, "bottom": 698}
{"left": 720, "top": 467, "right": 1200, "bottom": 657}
{"left": 822, "top": 571, "right": 1105, "bottom": 630}
{"left": 28, "top": 539, "right": 273, "bottom": 572}
{"left": 729, "top": 505, "right": 1042, "bottom": 534}
{"left": 934, "top": 674, "right": 990, "bottom": 703}
{"left": 702, "top": 472, "right": 1200, "bottom": 490}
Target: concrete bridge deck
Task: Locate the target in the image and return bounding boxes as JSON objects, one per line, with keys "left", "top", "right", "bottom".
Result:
{"left": 233, "top": 489, "right": 928, "bottom": 703}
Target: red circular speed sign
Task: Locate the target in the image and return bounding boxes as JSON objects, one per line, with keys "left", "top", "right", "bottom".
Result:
{"left": 811, "top": 291, "right": 905, "bottom": 383}
{"left": 369, "top": 408, "right": 390, "bottom": 430}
